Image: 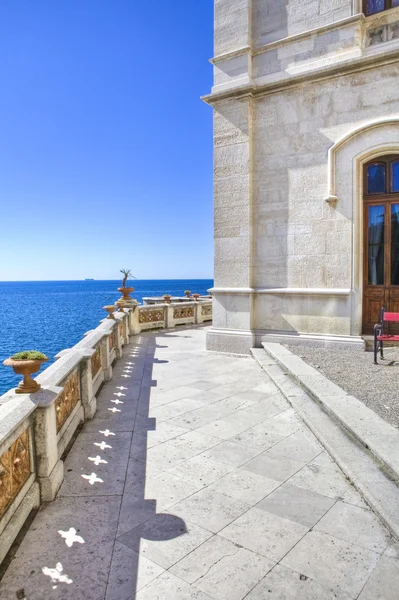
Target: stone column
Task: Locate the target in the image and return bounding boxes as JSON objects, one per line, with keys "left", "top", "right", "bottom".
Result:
{"left": 207, "top": 94, "right": 255, "bottom": 353}
{"left": 33, "top": 387, "right": 65, "bottom": 501}
{"left": 79, "top": 349, "right": 97, "bottom": 420}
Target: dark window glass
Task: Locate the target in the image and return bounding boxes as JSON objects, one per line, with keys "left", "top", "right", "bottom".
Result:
{"left": 368, "top": 205, "right": 385, "bottom": 285}
{"left": 367, "top": 163, "right": 386, "bottom": 194}
{"left": 392, "top": 161, "right": 399, "bottom": 192}
{"left": 366, "top": 0, "right": 386, "bottom": 14}
{"left": 392, "top": 205, "right": 399, "bottom": 285}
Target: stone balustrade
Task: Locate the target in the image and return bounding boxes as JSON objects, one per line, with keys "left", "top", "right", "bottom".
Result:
{"left": 0, "top": 299, "right": 212, "bottom": 565}
{"left": 143, "top": 295, "right": 211, "bottom": 305}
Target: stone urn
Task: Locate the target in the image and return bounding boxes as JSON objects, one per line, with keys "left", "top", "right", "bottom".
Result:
{"left": 193, "top": 294, "right": 200, "bottom": 301}
{"left": 103, "top": 305, "right": 116, "bottom": 319}
{"left": 163, "top": 295, "right": 172, "bottom": 304}
{"left": 184, "top": 291, "right": 191, "bottom": 298}
{"left": 3, "top": 352, "right": 49, "bottom": 394}
{"left": 118, "top": 287, "right": 134, "bottom": 301}
{"left": 116, "top": 300, "right": 126, "bottom": 313}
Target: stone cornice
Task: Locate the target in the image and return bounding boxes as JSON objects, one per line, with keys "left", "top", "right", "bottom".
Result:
{"left": 201, "top": 46, "right": 399, "bottom": 105}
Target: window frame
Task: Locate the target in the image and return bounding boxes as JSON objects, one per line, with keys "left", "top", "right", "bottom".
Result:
{"left": 364, "top": 0, "right": 399, "bottom": 16}
{"left": 364, "top": 156, "right": 399, "bottom": 197}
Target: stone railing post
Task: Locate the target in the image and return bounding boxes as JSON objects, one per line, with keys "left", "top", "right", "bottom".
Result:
{"left": 79, "top": 349, "right": 97, "bottom": 419}
{"left": 166, "top": 304, "right": 176, "bottom": 329}
{"left": 194, "top": 302, "right": 200, "bottom": 324}
{"left": 101, "top": 334, "right": 113, "bottom": 381}
{"left": 114, "top": 318, "right": 123, "bottom": 359}
{"left": 122, "top": 311, "right": 130, "bottom": 344}
{"left": 129, "top": 306, "right": 141, "bottom": 335}
{"left": 33, "top": 387, "right": 65, "bottom": 501}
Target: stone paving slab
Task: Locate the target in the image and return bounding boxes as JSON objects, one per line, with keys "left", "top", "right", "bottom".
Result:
{"left": 0, "top": 327, "right": 398, "bottom": 599}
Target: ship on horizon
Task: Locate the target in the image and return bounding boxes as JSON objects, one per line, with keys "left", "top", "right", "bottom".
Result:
{"left": 84, "top": 278, "right": 95, "bottom": 281}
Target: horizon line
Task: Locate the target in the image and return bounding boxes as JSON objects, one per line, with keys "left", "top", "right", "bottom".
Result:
{"left": 0, "top": 278, "right": 214, "bottom": 283}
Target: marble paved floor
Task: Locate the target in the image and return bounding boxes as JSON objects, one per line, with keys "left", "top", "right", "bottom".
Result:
{"left": 1, "top": 326, "right": 399, "bottom": 600}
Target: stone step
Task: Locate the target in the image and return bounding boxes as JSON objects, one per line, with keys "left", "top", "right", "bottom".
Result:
{"left": 251, "top": 346, "right": 399, "bottom": 543}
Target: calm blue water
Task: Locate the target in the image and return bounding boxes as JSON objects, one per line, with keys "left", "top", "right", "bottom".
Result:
{"left": 0, "top": 279, "right": 213, "bottom": 395}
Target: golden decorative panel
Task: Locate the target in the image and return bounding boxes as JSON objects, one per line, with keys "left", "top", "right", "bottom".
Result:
{"left": 139, "top": 309, "right": 165, "bottom": 324}
{"left": 201, "top": 304, "right": 212, "bottom": 316}
{"left": 0, "top": 429, "right": 31, "bottom": 519}
{"left": 109, "top": 331, "right": 114, "bottom": 351}
{"left": 56, "top": 371, "right": 80, "bottom": 433}
{"left": 174, "top": 306, "right": 194, "bottom": 319}
{"left": 91, "top": 346, "right": 101, "bottom": 379}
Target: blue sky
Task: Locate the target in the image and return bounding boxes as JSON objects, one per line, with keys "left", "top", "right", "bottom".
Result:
{"left": 0, "top": 1, "right": 214, "bottom": 280}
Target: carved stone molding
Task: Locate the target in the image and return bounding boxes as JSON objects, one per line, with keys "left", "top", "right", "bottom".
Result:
{"left": 56, "top": 371, "right": 80, "bottom": 432}
{"left": 0, "top": 429, "right": 31, "bottom": 519}
{"left": 91, "top": 347, "right": 101, "bottom": 379}
{"left": 367, "top": 21, "right": 399, "bottom": 47}
{"left": 109, "top": 331, "right": 114, "bottom": 351}
{"left": 139, "top": 309, "right": 165, "bottom": 324}
{"left": 201, "top": 304, "right": 212, "bottom": 316}
{"left": 174, "top": 306, "right": 194, "bottom": 319}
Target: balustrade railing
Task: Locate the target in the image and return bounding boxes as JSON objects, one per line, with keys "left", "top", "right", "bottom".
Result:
{"left": 0, "top": 299, "right": 212, "bottom": 565}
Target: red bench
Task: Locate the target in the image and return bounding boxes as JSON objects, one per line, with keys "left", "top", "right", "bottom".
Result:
{"left": 374, "top": 308, "right": 399, "bottom": 364}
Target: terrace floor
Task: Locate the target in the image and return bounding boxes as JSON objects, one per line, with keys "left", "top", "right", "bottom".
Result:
{"left": 0, "top": 326, "right": 398, "bottom": 600}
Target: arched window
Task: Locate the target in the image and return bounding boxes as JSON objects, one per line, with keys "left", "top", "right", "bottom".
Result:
{"left": 363, "top": 155, "right": 399, "bottom": 332}
{"left": 365, "top": 0, "right": 399, "bottom": 16}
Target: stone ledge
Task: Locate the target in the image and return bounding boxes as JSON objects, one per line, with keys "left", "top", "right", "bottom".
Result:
{"left": 251, "top": 348, "right": 399, "bottom": 543}
{"left": 260, "top": 342, "right": 399, "bottom": 484}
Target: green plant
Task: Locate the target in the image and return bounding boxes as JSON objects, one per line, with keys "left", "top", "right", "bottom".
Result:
{"left": 184, "top": 290, "right": 191, "bottom": 294}
{"left": 11, "top": 351, "right": 48, "bottom": 361}
{"left": 120, "top": 269, "right": 136, "bottom": 287}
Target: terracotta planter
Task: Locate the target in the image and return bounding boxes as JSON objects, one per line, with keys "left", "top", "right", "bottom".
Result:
{"left": 3, "top": 356, "right": 48, "bottom": 394}
{"left": 163, "top": 295, "right": 172, "bottom": 304}
{"left": 116, "top": 301, "right": 126, "bottom": 313}
{"left": 193, "top": 294, "right": 200, "bottom": 301}
{"left": 103, "top": 305, "right": 116, "bottom": 319}
{"left": 118, "top": 287, "right": 134, "bottom": 301}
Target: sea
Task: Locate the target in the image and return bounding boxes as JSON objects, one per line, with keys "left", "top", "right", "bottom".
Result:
{"left": 0, "top": 279, "right": 213, "bottom": 395}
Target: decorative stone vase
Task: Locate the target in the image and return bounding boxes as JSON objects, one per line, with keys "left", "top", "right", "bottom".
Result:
{"left": 163, "top": 295, "right": 172, "bottom": 304}
{"left": 184, "top": 291, "right": 191, "bottom": 298}
{"left": 116, "top": 301, "right": 126, "bottom": 312}
{"left": 3, "top": 356, "right": 49, "bottom": 394}
{"left": 103, "top": 305, "right": 116, "bottom": 319}
{"left": 118, "top": 287, "right": 134, "bottom": 301}
{"left": 193, "top": 294, "right": 200, "bottom": 301}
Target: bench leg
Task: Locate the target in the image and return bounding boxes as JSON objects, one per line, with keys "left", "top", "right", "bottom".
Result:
{"left": 380, "top": 340, "right": 384, "bottom": 360}
{"left": 374, "top": 326, "right": 379, "bottom": 365}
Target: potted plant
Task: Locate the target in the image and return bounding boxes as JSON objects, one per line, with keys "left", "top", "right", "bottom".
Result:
{"left": 103, "top": 305, "right": 116, "bottom": 319}
{"left": 193, "top": 293, "right": 200, "bottom": 301}
{"left": 163, "top": 294, "right": 172, "bottom": 304}
{"left": 3, "top": 350, "right": 49, "bottom": 394}
{"left": 184, "top": 290, "right": 191, "bottom": 298}
{"left": 118, "top": 269, "right": 136, "bottom": 300}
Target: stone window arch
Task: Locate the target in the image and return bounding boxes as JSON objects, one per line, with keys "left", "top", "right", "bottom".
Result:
{"left": 325, "top": 118, "right": 399, "bottom": 335}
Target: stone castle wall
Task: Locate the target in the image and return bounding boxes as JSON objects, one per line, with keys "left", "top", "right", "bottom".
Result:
{"left": 207, "top": 1, "right": 399, "bottom": 352}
